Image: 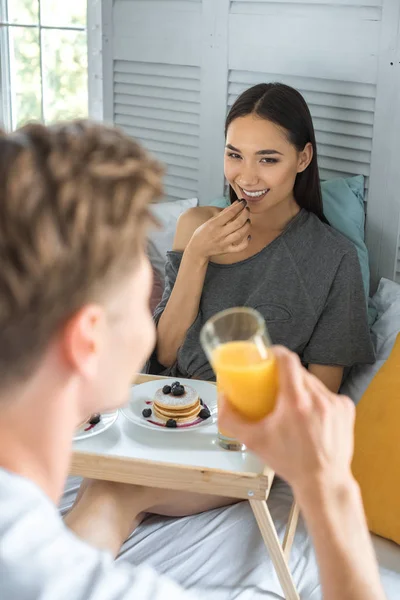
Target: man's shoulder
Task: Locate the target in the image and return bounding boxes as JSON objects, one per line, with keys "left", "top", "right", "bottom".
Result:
{"left": 0, "top": 469, "right": 194, "bottom": 600}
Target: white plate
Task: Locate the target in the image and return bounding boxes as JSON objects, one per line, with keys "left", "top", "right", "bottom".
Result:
{"left": 74, "top": 410, "right": 119, "bottom": 441}
{"left": 121, "top": 378, "right": 217, "bottom": 432}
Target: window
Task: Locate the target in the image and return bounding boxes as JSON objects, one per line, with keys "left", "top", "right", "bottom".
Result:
{"left": 0, "top": 0, "right": 87, "bottom": 130}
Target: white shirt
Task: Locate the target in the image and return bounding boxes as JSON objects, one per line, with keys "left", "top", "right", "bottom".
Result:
{"left": 0, "top": 468, "right": 198, "bottom": 600}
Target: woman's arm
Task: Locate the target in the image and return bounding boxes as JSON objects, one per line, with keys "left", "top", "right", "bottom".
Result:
{"left": 156, "top": 207, "right": 213, "bottom": 368}
{"left": 308, "top": 364, "right": 344, "bottom": 393}
{"left": 156, "top": 202, "right": 250, "bottom": 367}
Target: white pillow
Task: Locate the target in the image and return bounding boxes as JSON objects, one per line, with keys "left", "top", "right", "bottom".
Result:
{"left": 148, "top": 197, "right": 198, "bottom": 283}
{"left": 341, "top": 278, "right": 400, "bottom": 403}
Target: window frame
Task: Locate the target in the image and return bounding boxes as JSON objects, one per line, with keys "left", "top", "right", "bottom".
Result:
{"left": 0, "top": 0, "right": 93, "bottom": 130}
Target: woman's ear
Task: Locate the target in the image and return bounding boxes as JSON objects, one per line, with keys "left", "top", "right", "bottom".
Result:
{"left": 297, "top": 142, "right": 313, "bottom": 173}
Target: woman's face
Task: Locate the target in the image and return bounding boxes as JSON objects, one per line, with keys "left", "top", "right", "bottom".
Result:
{"left": 224, "top": 114, "right": 312, "bottom": 214}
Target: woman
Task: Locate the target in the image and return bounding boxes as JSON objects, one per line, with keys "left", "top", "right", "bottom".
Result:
{"left": 149, "top": 83, "right": 374, "bottom": 392}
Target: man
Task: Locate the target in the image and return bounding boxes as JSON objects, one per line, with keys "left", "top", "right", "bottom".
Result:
{"left": 0, "top": 121, "right": 385, "bottom": 600}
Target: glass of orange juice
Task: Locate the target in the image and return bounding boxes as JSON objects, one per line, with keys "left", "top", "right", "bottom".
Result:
{"left": 200, "top": 307, "right": 278, "bottom": 451}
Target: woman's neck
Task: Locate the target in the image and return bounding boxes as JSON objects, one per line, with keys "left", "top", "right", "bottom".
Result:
{"left": 250, "top": 195, "right": 300, "bottom": 235}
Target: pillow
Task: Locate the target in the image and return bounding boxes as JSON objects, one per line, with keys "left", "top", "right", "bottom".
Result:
{"left": 210, "top": 176, "right": 371, "bottom": 315}
{"left": 321, "top": 176, "right": 370, "bottom": 305}
{"left": 148, "top": 197, "right": 198, "bottom": 284}
{"left": 341, "top": 278, "right": 400, "bottom": 404}
{"left": 352, "top": 334, "right": 400, "bottom": 545}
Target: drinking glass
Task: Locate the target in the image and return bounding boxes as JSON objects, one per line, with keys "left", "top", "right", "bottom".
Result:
{"left": 200, "top": 307, "right": 278, "bottom": 450}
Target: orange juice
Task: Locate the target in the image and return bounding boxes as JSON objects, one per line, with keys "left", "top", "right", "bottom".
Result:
{"left": 213, "top": 341, "right": 278, "bottom": 421}
{"left": 216, "top": 379, "right": 236, "bottom": 439}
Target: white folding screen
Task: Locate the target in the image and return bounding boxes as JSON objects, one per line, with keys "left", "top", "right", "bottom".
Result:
{"left": 99, "top": 0, "right": 400, "bottom": 288}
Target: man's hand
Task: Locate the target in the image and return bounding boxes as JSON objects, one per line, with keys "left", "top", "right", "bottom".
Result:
{"left": 219, "top": 346, "right": 356, "bottom": 495}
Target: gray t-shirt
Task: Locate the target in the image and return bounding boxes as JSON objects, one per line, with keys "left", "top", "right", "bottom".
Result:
{"left": 149, "top": 209, "right": 374, "bottom": 381}
{"left": 0, "top": 468, "right": 198, "bottom": 600}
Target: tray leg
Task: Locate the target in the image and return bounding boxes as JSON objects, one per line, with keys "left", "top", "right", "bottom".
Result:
{"left": 250, "top": 499, "right": 300, "bottom": 600}
{"left": 282, "top": 500, "right": 300, "bottom": 560}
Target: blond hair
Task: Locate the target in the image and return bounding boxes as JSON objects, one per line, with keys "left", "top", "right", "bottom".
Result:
{"left": 0, "top": 120, "right": 163, "bottom": 385}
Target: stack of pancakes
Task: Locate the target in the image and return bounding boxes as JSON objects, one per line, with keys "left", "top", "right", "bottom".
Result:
{"left": 153, "top": 385, "right": 200, "bottom": 423}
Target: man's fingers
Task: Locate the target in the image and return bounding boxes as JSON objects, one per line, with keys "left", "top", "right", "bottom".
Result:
{"left": 272, "top": 347, "right": 309, "bottom": 409}
{"left": 217, "top": 394, "right": 246, "bottom": 438}
{"left": 218, "top": 394, "right": 272, "bottom": 451}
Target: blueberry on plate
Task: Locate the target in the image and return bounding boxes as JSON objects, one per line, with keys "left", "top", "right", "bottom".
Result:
{"left": 199, "top": 398, "right": 204, "bottom": 406}
{"left": 162, "top": 385, "right": 172, "bottom": 394}
{"left": 172, "top": 385, "right": 185, "bottom": 397}
{"left": 171, "top": 381, "right": 180, "bottom": 389}
{"left": 199, "top": 408, "right": 211, "bottom": 420}
{"left": 142, "top": 408, "right": 152, "bottom": 418}
{"left": 89, "top": 414, "right": 101, "bottom": 425}
{"left": 166, "top": 419, "right": 177, "bottom": 428}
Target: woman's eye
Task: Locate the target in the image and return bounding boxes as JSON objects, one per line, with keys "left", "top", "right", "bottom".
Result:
{"left": 227, "top": 152, "right": 241, "bottom": 160}
{"left": 260, "top": 158, "right": 278, "bottom": 164}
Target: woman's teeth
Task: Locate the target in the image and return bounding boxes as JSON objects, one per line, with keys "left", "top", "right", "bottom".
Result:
{"left": 242, "top": 188, "right": 268, "bottom": 198}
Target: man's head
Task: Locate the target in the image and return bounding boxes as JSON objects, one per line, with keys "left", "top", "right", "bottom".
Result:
{"left": 0, "top": 120, "right": 163, "bottom": 422}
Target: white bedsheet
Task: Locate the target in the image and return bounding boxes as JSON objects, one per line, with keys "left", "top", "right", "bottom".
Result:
{"left": 61, "top": 476, "right": 400, "bottom": 600}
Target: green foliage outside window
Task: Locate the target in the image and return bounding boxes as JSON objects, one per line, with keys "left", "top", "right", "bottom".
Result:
{"left": 7, "top": 0, "right": 88, "bottom": 127}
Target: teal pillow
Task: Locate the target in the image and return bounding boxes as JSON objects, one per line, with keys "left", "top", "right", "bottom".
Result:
{"left": 211, "top": 176, "right": 374, "bottom": 323}
{"left": 321, "top": 176, "right": 369, "bottom": 299}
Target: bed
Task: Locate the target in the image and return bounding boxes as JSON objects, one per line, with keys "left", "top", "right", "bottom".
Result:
{"left": 61, "top": 186, "right": 400, "bottom": 598}
{"left": 61, "top": 475, "right": 400, "bottom": 600}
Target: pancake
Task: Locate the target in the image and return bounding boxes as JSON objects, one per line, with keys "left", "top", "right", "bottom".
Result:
{"left": 152, "top": 383, "right": 200, "bottom": 423}
{"left": 153, "top": 403, "right": 201, "bottom": 424}
{"left": 154, "top": 384, "right": 199, "bottom": 411}
{"left": 153, "top": 400, "right": 201, "bottom": 418}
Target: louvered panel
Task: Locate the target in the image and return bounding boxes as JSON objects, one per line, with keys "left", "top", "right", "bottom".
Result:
{"left": 228, "top": 74, "right": 376, "bottom": 99}
{"left": 132, "top": 0, "right": 201, "bottom": 5}
{"left": 231, "top": 0, "right": 381, "bottom": 6}
{"left": 114, "top": 71, "right": 200, "bottom": 93}
{"left": 315, "top": 131, "right": 372, "bottom": 153}
{"left": 164, "top": 175, "right": 198, "bottom": 193}
{"left": 231, "top": 1, "right": 381, "bottom": 18}
{"left": 115, "top": 83, "right": 200, "bottom": 104}
{"left": 114, "top": 104, "right": 199, "bottom": 127}
{"left": 115, "top": 114, "right": 199, "bottom": 138}
{"left": 115, "top": 94, "right": 200, "bottom": 116}
{"left": 151, "top": 149, "right": 199, "bottom": 172}
{"left": 164, "top": 184, "right": 198, "bottom": 200}
{"left": 166, "top": 163, "right": 198, "bottom": 181}
{"left": 317, "top": 144, "right": 370, "bottom": 165}
{"left": 114, "top": 60, "right": 201, "bottom": 201}
{"left": 115, "top": 123, "right": 199, "bottom": 157}
{"left": 228, "top": 70, "right": 376, "bottom": 190}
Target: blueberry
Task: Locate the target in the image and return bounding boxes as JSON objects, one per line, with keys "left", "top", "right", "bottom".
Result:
{"left": 199, "top": 398, "right": 204, "bottom": 406}
{"left": 162, "top": 385, "right": 172, "bottom": 394}
{"left": 142, "top": 408, "right": 152, "bottom": 418}
{"left": 171, "top": 381, "right": 180, "bottom": 389}
{"left": 199, "top": 408, "right": 211, "bottom": 420}
{"left": 89, "top": 414, "right": 101, "bottom": 425}
{"left": 166, "top": 419, "right": 177, "bottom": 428}
{"left": 172, "top": 385, "right": 185, "bottom": 397}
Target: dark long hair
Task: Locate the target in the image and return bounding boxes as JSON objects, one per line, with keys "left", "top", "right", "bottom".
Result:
{"left": 225, "top": 83, "right": 328, "bottom": 223}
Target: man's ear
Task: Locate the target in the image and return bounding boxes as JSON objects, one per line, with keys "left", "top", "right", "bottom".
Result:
{"left": 61, "top": 304, "right": 105, "bottom": 379}
{"left": 297, "top": 142, "right": 313, "bottom": 173}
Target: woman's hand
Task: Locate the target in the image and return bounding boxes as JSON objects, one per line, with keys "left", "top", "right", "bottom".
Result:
{"left": 187, "top": 200, "right": 251, "bottom": 261}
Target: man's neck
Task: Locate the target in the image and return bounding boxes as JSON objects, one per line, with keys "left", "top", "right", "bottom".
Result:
{"left": 0, "top": 373, "right": 78, "bottom": 504}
